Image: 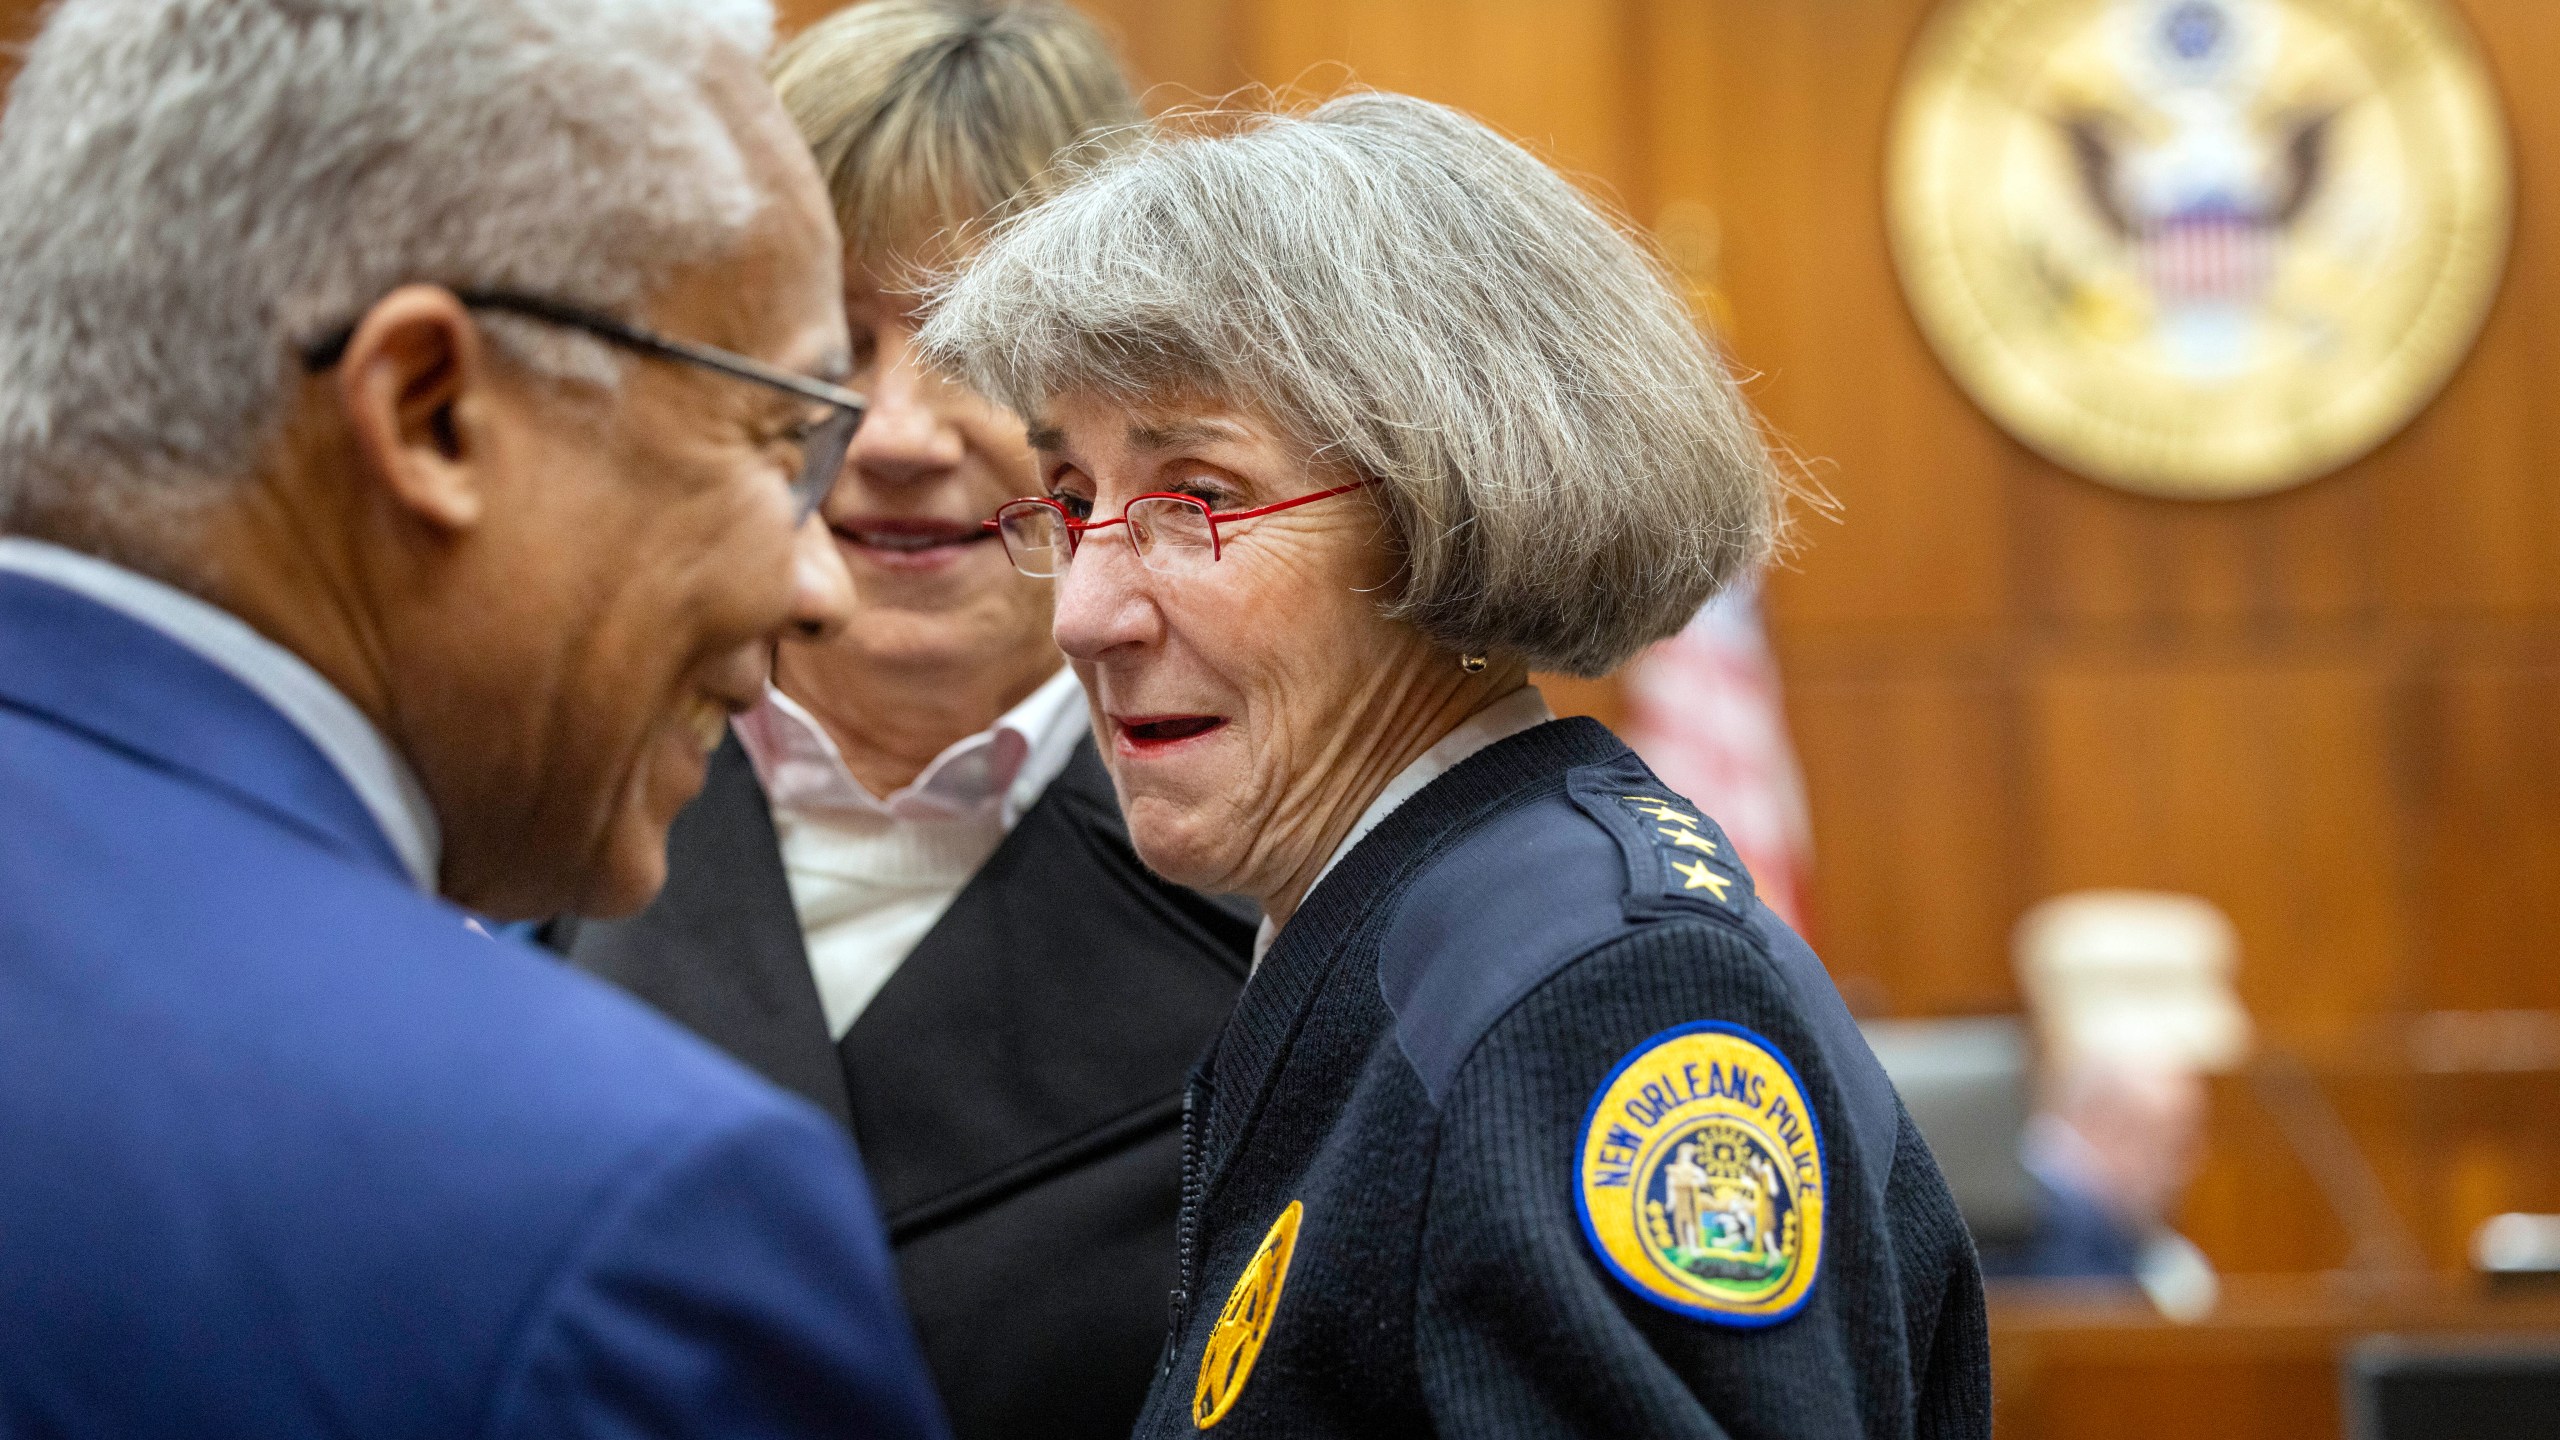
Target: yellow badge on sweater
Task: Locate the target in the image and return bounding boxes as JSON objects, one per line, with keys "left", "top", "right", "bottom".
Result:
{"left": 1193, "top": 1200, "right": 1302, "bottom": 1429}
{"left": 1576, "top": 1023, "right": 1824, "bottom": 1326}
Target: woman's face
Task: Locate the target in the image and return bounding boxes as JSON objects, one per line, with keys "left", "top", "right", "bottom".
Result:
{"left": 1038, "top": 389, "right": 1455, "bottom": 905}
{"left": 788, "top": 269, "right": 1055, "bottom": 688}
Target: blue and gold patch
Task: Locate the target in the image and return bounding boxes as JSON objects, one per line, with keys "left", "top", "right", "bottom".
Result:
{"left": 1575, "top": 1021, "right": 1825, "bottom": 1326}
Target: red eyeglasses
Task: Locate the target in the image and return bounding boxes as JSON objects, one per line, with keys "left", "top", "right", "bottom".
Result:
{"left": 982, "top": 479, "right": 1376, "bottom": 578}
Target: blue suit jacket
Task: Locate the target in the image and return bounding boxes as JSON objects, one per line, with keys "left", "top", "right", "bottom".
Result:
{"left": 0, "top": 572, "right": 949, "bottom": 1440}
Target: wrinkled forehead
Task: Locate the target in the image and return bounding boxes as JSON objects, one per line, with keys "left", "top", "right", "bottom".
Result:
{"left": 1026, "top": 390, "right": 1263, "bottom": 458}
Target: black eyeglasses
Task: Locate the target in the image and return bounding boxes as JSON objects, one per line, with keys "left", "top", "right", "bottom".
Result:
{"left": 299, "top": 289, "right": 867, "bottom": 523}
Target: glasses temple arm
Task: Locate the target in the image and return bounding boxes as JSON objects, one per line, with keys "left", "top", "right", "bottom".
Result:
{"left": 455, "top": 291, "right": 870, "bottom": 414}
{"left": 1205, "top": 477, "right": 1378, "bottom": 522}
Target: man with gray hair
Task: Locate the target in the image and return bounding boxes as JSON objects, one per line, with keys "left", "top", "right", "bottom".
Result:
{"left": 0, "top": 1, "right": 945, "bottom": 1435}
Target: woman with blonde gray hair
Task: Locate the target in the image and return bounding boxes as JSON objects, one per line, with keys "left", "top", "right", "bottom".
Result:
{"left": 550, "top": 6, "right": 1255, "bottom": 1439}
{"left": 924, "top": 92, "right": 1990, "bottom": 1437}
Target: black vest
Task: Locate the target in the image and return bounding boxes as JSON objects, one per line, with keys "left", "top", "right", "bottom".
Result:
{"left": 553, "top": 733, "right": 1252, "bottom": 1440}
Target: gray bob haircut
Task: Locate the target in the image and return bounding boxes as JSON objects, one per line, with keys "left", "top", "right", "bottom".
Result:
{"left": 917, "top": 92, "right": 1786, "bottom": 677}
{"left": 0, "top": 0, "right": 775, "bottom": 533}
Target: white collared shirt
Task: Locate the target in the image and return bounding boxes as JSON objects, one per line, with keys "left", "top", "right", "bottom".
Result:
{"left": 0, "top": 537, "right": 441, "bottom": 890}
{"left": 1252, "top": 684, "right": 1556, "bottom": 967}
{"left": 734, "top": 664, "right": 1090, "bottom": 1037}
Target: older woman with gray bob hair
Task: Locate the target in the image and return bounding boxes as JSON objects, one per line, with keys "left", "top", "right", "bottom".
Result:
{"left": 923, "top": 92, "right": 1988, "bottom": 1438}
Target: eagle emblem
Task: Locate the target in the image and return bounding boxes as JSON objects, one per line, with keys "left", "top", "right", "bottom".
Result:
{"left": 1888, "top": 0, "right": 2510, "bottom": 497}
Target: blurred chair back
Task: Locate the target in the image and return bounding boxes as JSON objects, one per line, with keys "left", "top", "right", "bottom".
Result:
{"left": 2344, "top": 1335, "right": 2560, "bottom": 1440}
{"left": 1861, "top": 1016, "right": 2037, "bottom": 1244}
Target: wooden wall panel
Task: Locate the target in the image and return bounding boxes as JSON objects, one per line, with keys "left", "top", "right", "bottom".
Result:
{"left": 2024, "top": 659, "right": 2410, "bottom": 1040}
{"left": 2380, "top": 0, "right": 2560, "bottom": 618}
{"left": 2404, "top": 648, "right": 2560, "bottom": 1011}
{"left": 1783, "top": 653, "right": 2024, "bottom": 1018}
{"left": 1238, "top": 0, "right": 1644, "bottom": 208}
{"left": 2016, "top": 468, "right": 2384, "bottom": 631}
{"left": 1642, "top": 0, "right": 2019, "bottom": 636}
{"left": 1072, "top": 0, "right": 1242, "bottom": 103}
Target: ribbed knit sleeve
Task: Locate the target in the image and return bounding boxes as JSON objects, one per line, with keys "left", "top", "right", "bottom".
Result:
{"left": 1885, "top": 1109, "right": 1994, "bottom": 1440}
{"left": 1414, "top": 919, "right": 1987, "bottom": 1440}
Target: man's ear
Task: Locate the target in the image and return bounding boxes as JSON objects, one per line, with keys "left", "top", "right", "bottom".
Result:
{"left": 333, "top": 285, "right": 492, "bottom": 532}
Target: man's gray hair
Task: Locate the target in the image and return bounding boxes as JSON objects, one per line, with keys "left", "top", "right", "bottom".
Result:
{"left": 0, "top": 0, "right": 776, "bottom": 530}
{"left": 918, "top": 92, "right": 1787, "bottom": 677}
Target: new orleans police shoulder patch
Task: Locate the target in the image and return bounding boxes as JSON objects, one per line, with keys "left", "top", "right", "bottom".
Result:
{"left": 1575, "top": 1021, "right": 1824, "bottom": 1327}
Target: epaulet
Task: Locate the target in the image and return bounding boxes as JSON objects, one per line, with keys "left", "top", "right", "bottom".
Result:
{"left": 1377, "top": 752, "right": 1768, "bottom": 1105}
{"left": 1560, "top": 754, "right": 1759, "bottom": 930}
{"left": 1569, "top": 756, "right": 1904, "bottom": 1216}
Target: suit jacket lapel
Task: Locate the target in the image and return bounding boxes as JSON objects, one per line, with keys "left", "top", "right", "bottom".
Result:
{"left": 0, "top": 572, "right": 406, "bottom": 882}
{"left": 843, "top": 737, "right": 1253, "bottom": 1236}
{"left": 563, "top": 733, "right": 851, "bottom": 1127}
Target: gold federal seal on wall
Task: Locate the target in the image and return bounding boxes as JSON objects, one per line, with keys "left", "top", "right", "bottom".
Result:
{"left": 1576, "top": 1022, "right": 1825, "bottom": 1327}
{"left": 1193, "top": 1200, "right": 1302, "bottom": 1429}
{"left": 1886, "top": 0, "right": 2511, "bottom": 498}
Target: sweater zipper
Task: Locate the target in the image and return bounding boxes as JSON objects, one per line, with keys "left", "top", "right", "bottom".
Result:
{"left": 1164, "top": 1076, "right": 1208, "bottom": 1378}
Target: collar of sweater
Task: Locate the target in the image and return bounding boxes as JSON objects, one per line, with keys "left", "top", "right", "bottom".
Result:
{"left": 1201, "top": 715, "right": 1629, "bottom": 1170}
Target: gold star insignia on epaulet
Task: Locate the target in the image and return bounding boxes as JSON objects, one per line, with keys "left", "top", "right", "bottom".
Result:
{"left": 1622, "top": 796, "right": 1698, "bottom": 826}
{"left": 1669, "top": 857, "right": 1733, "bottom": 902}
{"left": 1658, "top": 826, "right": 1719, "bottom": 856}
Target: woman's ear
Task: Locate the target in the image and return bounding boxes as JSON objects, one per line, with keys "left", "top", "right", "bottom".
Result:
{"left": 332, "top": 284, "right": 490, "bottom": 532}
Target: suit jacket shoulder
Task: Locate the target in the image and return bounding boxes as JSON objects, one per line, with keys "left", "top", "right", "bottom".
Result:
{"left": 0, "top": 578, "right": 941, "bottom": 1440}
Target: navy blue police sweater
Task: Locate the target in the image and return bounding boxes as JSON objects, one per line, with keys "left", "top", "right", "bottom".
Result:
{"left": 1135, "top": 718, "right": 1990, "bottom": 1438}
